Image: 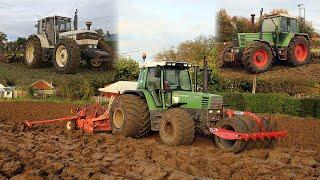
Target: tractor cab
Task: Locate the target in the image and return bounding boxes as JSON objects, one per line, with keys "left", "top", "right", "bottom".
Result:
{"left": 35, "top": 16, "right": 72, "bottom": 46}
{"left": 138, "top": 61, "right": 193, "bottom": 108}
{"left": 262, "top": 14, "right": 299, "bottom": 33}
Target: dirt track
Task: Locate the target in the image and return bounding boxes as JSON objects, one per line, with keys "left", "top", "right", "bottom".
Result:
{"left": 0, "top": 102, "right": 319, "bottom": 179}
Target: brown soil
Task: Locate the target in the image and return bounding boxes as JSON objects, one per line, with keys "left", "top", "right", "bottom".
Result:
{"left": 0, "top": 102, "right": 319, "bottom": 179}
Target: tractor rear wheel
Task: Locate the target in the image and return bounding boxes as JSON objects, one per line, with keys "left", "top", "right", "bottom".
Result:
{"left": 24, "top": 36, "right": 42, "bottom": 68}
{"left": 288, "top": 36, "right": 311, "bottom": 66}
{"left": 110, "top": 94, "right": 151, "bottom": 138}
{"left": 242, "top": 41, "right": 273, "bottom": 73}
{"left": 88, "top": 39, "right": 115, "bottom": 70}
{"left": 214, "top": 117, "right": 248, "bottom": 153}
{"left": 53, "top": 38, "right": 81, "bottom": 74}
{"left": 159, "top": 108, "right": 195, "bottom": 146}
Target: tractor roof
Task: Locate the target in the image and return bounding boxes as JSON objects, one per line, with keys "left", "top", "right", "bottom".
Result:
{"left": 139, "top": 61, "right": 192, "bottom": 68}
{"left": 264, "top": 13, "right": 296, "bottom": 19}
{"left": 40, "top": 16, "right": 71, "bottom": 21}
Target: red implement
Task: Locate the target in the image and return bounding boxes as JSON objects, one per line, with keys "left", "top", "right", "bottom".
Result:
{"left": 25, "top": 104, "right": 112, "bottom": 134}
{"left": 210, "top": 128, "right": 288, "bottom": 141}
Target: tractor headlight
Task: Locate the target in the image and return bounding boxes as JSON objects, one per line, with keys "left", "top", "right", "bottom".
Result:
{"left": 88, "top": 45, "right": 93, "bottom": 48}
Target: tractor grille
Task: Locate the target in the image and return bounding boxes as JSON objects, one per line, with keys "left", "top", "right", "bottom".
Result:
{"left": 211, "top": 98, "right": 223, "bottom": 109}
{"left": 201, "top": 97, "right": 210, "bottom": 108}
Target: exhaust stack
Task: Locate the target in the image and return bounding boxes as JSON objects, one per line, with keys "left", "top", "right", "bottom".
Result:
{"left": 74, "top": 9, "right": 78, "bottom": 30}
{"left": 86, "top": 21, "right": 92, "bottom": 30}
{"left": 251, "top": 14, "right": 255, "bottom": 31}
{"left": 259, "top": 8, "right": 263, "bottom": 40}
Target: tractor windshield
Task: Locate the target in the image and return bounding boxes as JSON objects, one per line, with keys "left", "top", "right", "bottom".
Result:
{"left": 262, "top": 17, "right": 280, "bottom": 32}
{"left": 164, "top": 68, "right": 192, "bottom": 91}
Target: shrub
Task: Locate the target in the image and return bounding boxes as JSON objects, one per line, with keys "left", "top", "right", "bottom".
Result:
{"left": 115, "top": 57, "right": 139, "bottom": 81}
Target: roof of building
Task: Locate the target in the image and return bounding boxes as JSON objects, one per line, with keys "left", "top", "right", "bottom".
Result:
{"left": 265, "top": 13, "right": 296, "bottom": 19}
{"left": 30, "top": 80, "right": 54, "bottom": 90}
{"left": 139, "top": 61, "right": 192, "bottom": 68}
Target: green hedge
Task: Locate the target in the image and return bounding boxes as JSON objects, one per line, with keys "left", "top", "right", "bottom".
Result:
{"left": 222, "top": 93, "right": 320, "bottom": 118}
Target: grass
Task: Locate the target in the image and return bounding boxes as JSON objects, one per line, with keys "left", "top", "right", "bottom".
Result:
{"left": 0, "top": 61, "right": 115, "bottom": 87}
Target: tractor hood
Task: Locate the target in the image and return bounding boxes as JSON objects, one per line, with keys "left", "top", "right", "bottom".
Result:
{"left": 171, "top": 91, "right": 223, "bottom": 110}
{"left": 59, "top": 29, "right": 98, "bottom": 37}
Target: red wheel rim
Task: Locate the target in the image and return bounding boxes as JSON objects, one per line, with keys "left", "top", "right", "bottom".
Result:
{"left": 253, "top": 49, "right": 268, "bottom": 68}
{"left": 295, "top": 43, "right": 308, "bottom": 62}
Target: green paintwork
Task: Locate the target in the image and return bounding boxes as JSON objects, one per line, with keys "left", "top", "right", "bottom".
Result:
{"left": 233, "top": 15, "right": 309, "bottom": 50}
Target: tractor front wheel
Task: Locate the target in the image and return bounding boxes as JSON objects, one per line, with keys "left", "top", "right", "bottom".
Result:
{"left": 24, "top": 36, "right": 42, "bottom": 68}
{"left": 288, "top": 36, "right": 311, "bottom": 66}
{"left": 109, "top": 94, "right": 151, "bottom": 138}
{"left": 159, "top": 108, "right": 195, "bottom": 146}
{"left": 242, "top": 41, "right": 273, "bottom": 73}
{"left": 88, "top": 39, "right": 116, "bottom": 70}
{"left": 214, "top": 117, "right": 248, "bottom": 153}
{"left": 53, "top": 38, "right": 81, "bottom": 74}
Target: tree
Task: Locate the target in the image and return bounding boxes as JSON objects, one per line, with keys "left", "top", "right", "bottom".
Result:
{"left": 16, "top": 37, "right": 27, "bottom": 47}
{"left": 115, "top": 56, "right": 140, "bottom": 81}
{"left": 0, "top": 32, "right": 7, "bottom": 50}
{"left": 95, "top": 29, "right": 104, "bottom": 37}
{"left": 216, "top": 9, "right": 234, "bottom": 42}
{"left": 269, "top": 9, "right": 289, "bottom": 15}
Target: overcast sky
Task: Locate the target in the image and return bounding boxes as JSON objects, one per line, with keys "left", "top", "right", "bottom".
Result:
{"left": 118, "top": 0, "right": 215, "bottom": 61}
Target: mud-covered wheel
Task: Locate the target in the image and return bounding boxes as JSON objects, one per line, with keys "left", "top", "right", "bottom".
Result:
{"left": 242, "top": 41, "right": 273, "bottom": 73}
{"left": 214, "top": 117, "right": 248, "bottom": 153}
{"left": 159, "top": 108, "right": 195, "bottom": 146}
{"left": 88, "top": 39, "right": 116, "bottom": 70}
{"left": 109, "top": 94, "right": 151, "bottom": 138}
{"left": 288, "top": 36, "right": 311, "bottom": 66}
{"left": 24, "top": 36, "right": 42, "bottom": 68}
{"left": 66, "top": 121, "right": 76, "bottom": 131}
{"left": 53, "top": 38, "right": 81, "bottom": 74}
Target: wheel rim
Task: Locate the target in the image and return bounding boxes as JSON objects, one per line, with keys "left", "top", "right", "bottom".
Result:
{"left": 295, "top": 43, "right": 308, "bottom": 62}
{"left": 25, "top": 44, "right": 35, "bottom": 63}
{"left": 66, "top": 121, "right": 74, "bottom": 130}
{"left": 113, "top": 109, "right": 124, "bottom": 129}
{"left": 56, "top": 45, "right": 68, "bottom": 68}
{"left": 253, "top": 49, "right": 269, "bottom": 68}
{"left": 164, "top": 121, "right": 174, "bottom": 137}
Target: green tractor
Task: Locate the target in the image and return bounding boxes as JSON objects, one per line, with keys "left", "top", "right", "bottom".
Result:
{"left": 107, "top": 61, "right": 287, "bottom": 153}
{"left": 222, "top": 11, "right": 311, "bottom": 73}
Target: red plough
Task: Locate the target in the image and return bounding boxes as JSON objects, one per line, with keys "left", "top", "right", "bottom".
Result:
{"left": 210, "top": 108, "right": 288, "bottom": 141}
{"left": 25, "top": 103, "right": 112, "bottom": 134}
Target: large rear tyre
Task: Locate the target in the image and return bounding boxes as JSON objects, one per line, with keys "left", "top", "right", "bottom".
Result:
{"left": 53, "top": 38, "right": 81, "bottom": 74}
{"left": 214, "top": 117, "right": 248, "bottom": 153}
{"left": 242, "top": 41, "right": 273, "bottom": 73}
{"left": 288, "top": 36, "right": 311, "bottom": 66}
{"left": 109, "top": 94, "right": 151, "bottom": 138}
{"left": 159, "top": 108, "right": 195, "bottom": 146}
{"left": 24, "top": 36, "right": 42, "bottom": 68}
{"left": 88, "top": 39, "right": 116, "bottom": 70}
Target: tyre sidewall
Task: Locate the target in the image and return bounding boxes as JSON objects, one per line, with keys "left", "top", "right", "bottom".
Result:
{"left": 250, "top": 43, "right": 273, "bottom": 72}
{"left": 53, "top": 38, "right": 80, "bottom": 74}
{"left": 288, "top": 36, "right": 311, "bottom": 66}
{"left": 24, "top": 36, "right": 42, "bottom": 68}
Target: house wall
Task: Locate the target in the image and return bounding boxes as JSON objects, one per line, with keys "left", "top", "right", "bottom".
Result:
{"left": 3, "top": 91, "right": 13, "bottom": 99}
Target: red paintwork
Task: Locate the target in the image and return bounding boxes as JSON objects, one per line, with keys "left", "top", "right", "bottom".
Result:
{"left": 25, "top": 104, "right": 112, "bottom": 134}
{"left": 295, "top": 43, "right": 308, "bottom": 62}
{"left": 253, "top": 49, "right": 268, "bottom": 68}
{"left": 210, "top": 108, "right": 288, "bottom": 141}
{"left": 210, "top": 128, "right": 288, "bottom": 141}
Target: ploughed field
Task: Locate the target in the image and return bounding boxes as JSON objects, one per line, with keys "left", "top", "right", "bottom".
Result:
{"left": 0, "top": 102, "right": 319, "bottom": 179}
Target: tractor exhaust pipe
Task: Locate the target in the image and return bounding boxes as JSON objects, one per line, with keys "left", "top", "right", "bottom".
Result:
{"left": 86, "top": 21, "right": 92, "bottom": 30}
{"left": 74, "top": 9, "right": 78, "bottom": 30}
{"left": 251, "top": 14, "right": 255, "bottom": 32}
{"left": 259, "top": 8, "right": 263, "bottom": 40}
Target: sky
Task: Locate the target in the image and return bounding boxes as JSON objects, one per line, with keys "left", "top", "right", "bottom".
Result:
{"left": 117, "top": 0, "right": 215, "bottom": 61}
